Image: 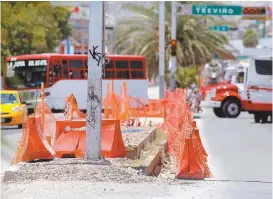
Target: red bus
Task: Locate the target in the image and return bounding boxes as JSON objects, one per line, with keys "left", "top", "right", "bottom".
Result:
{"left": 4, "top": 54, "right": 148, "bottom": 111}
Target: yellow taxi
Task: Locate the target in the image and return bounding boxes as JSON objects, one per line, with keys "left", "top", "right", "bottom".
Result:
{"left": 0, "top": 90, "right": 28, "bottom": 128}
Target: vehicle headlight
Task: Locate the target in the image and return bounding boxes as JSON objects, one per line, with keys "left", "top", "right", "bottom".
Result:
{"left": 12, "top": 106, "right": 20, "bottom": 112}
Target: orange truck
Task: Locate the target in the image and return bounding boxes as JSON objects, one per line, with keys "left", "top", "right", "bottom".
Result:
{"left": 202, "top": 62, "right": 248, "bottom": 118}
{"left": 204, "top": 56, "right": 272, "bottom": 123}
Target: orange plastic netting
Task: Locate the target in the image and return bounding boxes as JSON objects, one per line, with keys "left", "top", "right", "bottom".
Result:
{"left": 158, "top": 88, "right": 212, "bottom": 178}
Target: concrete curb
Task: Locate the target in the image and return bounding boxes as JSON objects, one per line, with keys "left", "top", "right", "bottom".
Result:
{"left": 132, "top": 141, "right": 168, "bottom": 177}
{"left": 126, "top": 126, "right": 157, "bottom": 160}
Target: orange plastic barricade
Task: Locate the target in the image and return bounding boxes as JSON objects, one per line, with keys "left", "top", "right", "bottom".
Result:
{"left": 175, "top": 137, "right": 205, "bottom": 180}
{"left": 193, "top": 128, "right": 208, "bottom": 161}
{"left": 12, "top": 116, "right": 55, "bottom": 164}
{"left": 75, "top": 119, "right": 126, "bottom": 158}
{"left": 54, "top": 120, "right": 86, "bottom": 158}
{"left": 53, "top": 119, "right": 126, "bottom": 158}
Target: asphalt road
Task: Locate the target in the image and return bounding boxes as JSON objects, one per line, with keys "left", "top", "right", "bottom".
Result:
{"left": 1, "top": 109, "right": 272, "bottom": 198}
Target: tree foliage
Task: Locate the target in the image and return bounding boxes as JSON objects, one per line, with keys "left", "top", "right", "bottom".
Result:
{"left": 1, "top": 2, "right": 71, "bottom": 67}
{"left": 165, "top": 65, "right": 199, "bottom": 88}
{"left": 115, "top": 2, "right": 234, "bottom": 80}
{"left": 243, "top": 29, "right": 258, "bottom": 48}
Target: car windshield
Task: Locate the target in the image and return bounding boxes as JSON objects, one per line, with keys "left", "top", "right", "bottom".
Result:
{"left": 0, "top": 94, "right": 18, "bottom": 104}
{"left": 5, "top": 59, "right": 47, "bottom": 89}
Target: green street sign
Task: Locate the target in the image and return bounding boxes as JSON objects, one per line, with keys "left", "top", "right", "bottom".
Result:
{"left": 209, "top": 26, "right": 229, "bottom": 32}
{"left": 181, "top": 5, "right": 243, "bottom": 16}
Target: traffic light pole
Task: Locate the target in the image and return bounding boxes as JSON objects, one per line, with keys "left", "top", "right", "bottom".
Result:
{"left": 170, "top": 1, "right": 177, "bottom": 92}
{"left": 159, "top": 2, "right": 165, "bottom": 99}
{"left": 86, "top": 1, "right": 104, "bottom": 161}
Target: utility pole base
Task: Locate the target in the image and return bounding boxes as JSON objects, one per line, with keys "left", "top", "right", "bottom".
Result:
{"left": 83, "top": 154, "right": 111, "bottom": 165}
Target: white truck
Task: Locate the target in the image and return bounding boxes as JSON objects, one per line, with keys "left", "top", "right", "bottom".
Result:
{"left": 242, "top": 56, "right": 272, "bottom": 123}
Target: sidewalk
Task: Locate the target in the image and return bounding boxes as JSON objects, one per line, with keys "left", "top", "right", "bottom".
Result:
{"left": 3, "top": 178, "right": 271, "bottom": 199}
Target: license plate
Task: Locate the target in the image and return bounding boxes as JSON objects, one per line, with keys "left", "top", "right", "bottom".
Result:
{"left": 1, "top": 118, "right": 5, "bottom": 123}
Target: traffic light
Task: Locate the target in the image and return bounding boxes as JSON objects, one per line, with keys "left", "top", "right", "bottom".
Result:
{"left": 171, "top": 39, "right": 177, "bottom": 56}
{"left": 242, "top": 7, "right": 266, "bottom": 15}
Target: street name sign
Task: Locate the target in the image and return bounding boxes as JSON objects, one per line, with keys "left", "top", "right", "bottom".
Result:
{"left": 209, "top": 25, "right": 229, "bottom": 32}
{"left": 181, "top": 5, "right": 243, "bottom": 16}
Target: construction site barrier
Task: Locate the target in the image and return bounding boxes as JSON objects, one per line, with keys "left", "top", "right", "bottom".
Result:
{"left": 12, "top": 115, "right": 55, "bottom": 164}
{"left": 53, "top": 119, "right": 126, "bottom": 158}
{"left": 158, "top": 88, "right": 212, "bottom": 180}
{"left": 176, "top": 137, "right": 205, "bottom": 180}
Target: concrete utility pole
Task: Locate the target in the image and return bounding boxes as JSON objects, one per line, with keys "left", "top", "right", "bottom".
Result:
{"left": 159, "top": 2, "right": 165, "bottom": 99}
{"left": 86, "top": 2, "right": 105, "bottom": 160}
{"left": 170, "top": 1, "right": 177, "bottom": 92}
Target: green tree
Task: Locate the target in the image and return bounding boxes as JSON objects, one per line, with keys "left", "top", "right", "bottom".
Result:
{"left": 243, "top": 29, "right": 259, "bottom": 48}
{"left": 1, "top": 2, "right": 71, "bottom": 66}
{"left": 165, "top": 65, "right": 199, "bottom": 88}
{"left": 115, "top": 2, "right": 234, "bottom": 80}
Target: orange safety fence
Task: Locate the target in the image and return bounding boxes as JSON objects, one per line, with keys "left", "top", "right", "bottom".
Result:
{"left": 34, "top": 101, "right": 57, "bottom": 145}
{"left": 63, "top": 94, "right": 86, "bottom": 120}
{"left": 103, "top": 82, "right": 148, "bottom": 127}
{"left": 12, "top": 84, "right": 211, "bottom": 181}
{"left": 158, "top": 88, "right": 212, "bottom": 180}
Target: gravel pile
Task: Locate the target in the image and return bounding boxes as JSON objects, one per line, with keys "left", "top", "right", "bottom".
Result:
{"left": 2, "top": 157, "right": 186, "bottom": 185}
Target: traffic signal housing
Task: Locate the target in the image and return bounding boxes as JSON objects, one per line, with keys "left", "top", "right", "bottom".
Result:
{"left": 171, "top": 39, "right": 177, "bottom": 56}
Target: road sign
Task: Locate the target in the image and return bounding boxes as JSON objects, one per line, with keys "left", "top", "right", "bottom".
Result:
{"left": 242, "top": 6, "right": 271, "bottom": 21}
{"left": 181, "top": 5, "right": 243, "bottom": 16}
{"left": 209, "top": 25, "right": 229, "bottom": 32}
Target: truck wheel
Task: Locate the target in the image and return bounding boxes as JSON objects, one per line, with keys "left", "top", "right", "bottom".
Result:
{"left": 261, "top": 114, "right": 268, "bottom": 124}
{"left": 222, "top": 100, "right": 241, "bottom": 118}
{"left": 213, "top": 108, "right": 226, "bottom": 118}
{"left": 254, "top": 113, "right": 261, "bottom": 123}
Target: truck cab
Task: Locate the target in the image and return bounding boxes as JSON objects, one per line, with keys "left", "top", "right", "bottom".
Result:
{"left": 242, "top": 56, "right": 272, "bottom": 123}
{"left": 204, "top": 61, "right": 249, "bottom": 118}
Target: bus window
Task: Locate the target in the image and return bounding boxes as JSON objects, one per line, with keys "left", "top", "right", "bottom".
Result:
{"left": 80, "top": 70, "right": 86, "bottom": 78}
{"left": 116, "top": 61, "right": 129, "bottom": 69}
{"left": 69, "top": 60, "right": 83, "bottom": 69}
{"left": 49, "top": 62, "right": 53, "bottom": 86}
{"left": 53, "top": 65, "right": 62, "bottom": 79}
{"left": 69, "top": 70, "right": 81, "bottom": 79}
{"left": 63, "top": 60, "right": 68, "bottom": 78}
{"left": 130, "top": 61, "right": 143, "bottom": 69}
{"left": 117, "top": 71, "right": 130, "bottom": 79}
{"left": 131, "top": 71, "right": 144, "bottom": 79}
{"left": 105, "top": 71, "right": 115, "bottom": 78}
{"left": 105, "top": 60, "right": 114, "bottom": 69}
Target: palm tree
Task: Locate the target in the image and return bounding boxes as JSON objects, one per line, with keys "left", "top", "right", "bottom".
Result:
{"left": 243, "top": 29, "right": 258, "bottom": 48}
{"left": 115, "top": 2, "right": 235, "bottom": 80}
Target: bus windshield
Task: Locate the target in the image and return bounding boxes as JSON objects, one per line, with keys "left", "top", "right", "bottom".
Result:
{"left": 5, "top": 59, "right": 47, "bottom": 89}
